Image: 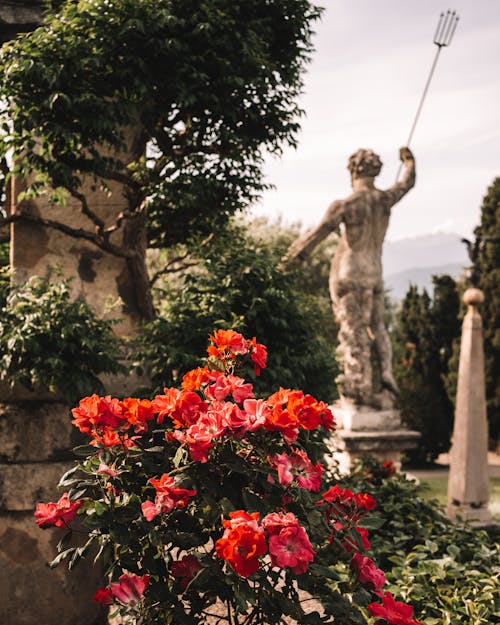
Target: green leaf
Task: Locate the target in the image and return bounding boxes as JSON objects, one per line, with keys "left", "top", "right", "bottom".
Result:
{"left": 73, "top": 445, "right": 99, "bottom": 457}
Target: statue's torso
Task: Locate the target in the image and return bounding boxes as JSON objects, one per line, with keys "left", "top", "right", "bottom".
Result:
{"left": 331, "top": 189, "right": 390, "bottom": 293}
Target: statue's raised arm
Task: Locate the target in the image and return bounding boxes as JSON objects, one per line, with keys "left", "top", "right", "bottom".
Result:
{"left": 382, "top": 147, "right": 416, "bottom": 208}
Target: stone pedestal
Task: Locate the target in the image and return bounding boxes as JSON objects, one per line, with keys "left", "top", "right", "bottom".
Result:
{"left": 330, "top": 397, "right": 420, "bottom": 473}
{"left": 447, "top": 289, "right": 491, "bottom": 523}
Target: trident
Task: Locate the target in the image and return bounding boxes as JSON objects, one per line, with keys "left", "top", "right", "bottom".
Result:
{"left": 396, "top": 9, "right": 460, "bottom": 181}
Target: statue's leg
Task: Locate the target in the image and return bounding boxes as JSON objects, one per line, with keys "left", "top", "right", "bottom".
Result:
{"left": 333, "top": 287, "right": 373, "bottom": 404}
{"left": 372, "top": 287, "right": 399, "bottom": 396}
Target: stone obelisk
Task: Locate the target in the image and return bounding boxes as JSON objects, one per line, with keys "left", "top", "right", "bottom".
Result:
{"left": 447, "top": 288, "right": 491, "bottom": 522}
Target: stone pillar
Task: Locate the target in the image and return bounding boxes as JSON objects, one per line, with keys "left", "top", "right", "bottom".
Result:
{"left": 1, "top": 8, "right": 137, "bottom": 624}
{"left": 331, "top": 395, "right": 420, "bottom": 473}
{"left": 3, "top": 123, "right": 145, "bottom": 625}
{"left": 8, "top": 129, "right": 145, "bottom": 337}
{"left": 447, "top": 288, "right": 491, "bottom": 522}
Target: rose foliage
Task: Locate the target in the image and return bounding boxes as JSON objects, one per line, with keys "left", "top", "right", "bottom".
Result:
{"left": 36, "top": 331, "right": 424, "bottom": 625}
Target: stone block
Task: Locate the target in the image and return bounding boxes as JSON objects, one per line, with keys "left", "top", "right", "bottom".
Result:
{"left": 333, "top": 398, "right": 401, "bottom": 431}
{"left": 0, "top": 512, "right": 106, "bottom": 625}
{"left": 0, "top": 401, "right": 78, "bottom": 462}
{"left": 0, "top": 461, "right": 73, "bottom": 511}
{"left": 328, "top": 429, "right": 421, "bottom": 474}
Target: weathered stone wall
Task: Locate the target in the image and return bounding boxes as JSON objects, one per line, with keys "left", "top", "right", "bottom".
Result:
{"left": 0, "top": 387, "right": 107, "bottom": 625}
{"left": 0, "top": 1, "right": 43, "bottom": 43}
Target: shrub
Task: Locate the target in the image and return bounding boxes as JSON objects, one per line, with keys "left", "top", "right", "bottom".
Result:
{"left": 340, "top": 458, "right": 500, "bottom": 624}
{"left": 0, "top": 277, "right": 124, "bottom": 401}
{"left": 35, "top": 331, "right": 426, "bottom": 625}
{"left": 136, "top": 222, "right": 338, "bottom": 402}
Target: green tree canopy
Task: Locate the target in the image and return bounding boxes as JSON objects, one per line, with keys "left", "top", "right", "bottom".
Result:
{"left": 0, "top": 0, "right": 322, "bottom": 243}
{"left": 0, "top": 0, "right": 322, "bottom": 317}
{"left": 392, "top": 276, "right": 461, "bottom": 463}
{"left": 472, "top": 178, "right": 500, "bottom": 443}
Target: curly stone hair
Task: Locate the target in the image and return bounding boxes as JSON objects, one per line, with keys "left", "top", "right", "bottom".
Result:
{"left": 347, "top": 149, "right": 383, "bottom": 178}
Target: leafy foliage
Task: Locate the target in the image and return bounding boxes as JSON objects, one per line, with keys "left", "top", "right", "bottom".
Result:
{"left": 391, "top": 276, "right": 461, "bottom": 463}
{"left": 342, "top": 458, "right": 500, "bottom": 625}
{"left": 136, "top": 220, "right": 338, "bottom": 402}
{"left": 0, "top": 277, "right": 124, "bottom": 401}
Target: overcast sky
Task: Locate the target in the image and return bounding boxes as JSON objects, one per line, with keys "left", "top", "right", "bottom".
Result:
{"left": 251, "top": 0, "right": 500, "bottom": 241}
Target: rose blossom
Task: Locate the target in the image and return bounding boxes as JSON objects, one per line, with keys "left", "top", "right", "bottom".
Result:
{"left": 351, "top": 553, "right": 385, "bottom": 594}
{"left": 216, "top": 511, "right": 267, "bottom": 577}
{"left": 368, "top": 592, "right": 425, "bottom": 625}
{"left": 270, "top": 449, "right": 324, "bottom": 492}
{"left": 109, "top": 573, "right": 150, "bottom": 605}
{"left": 262, "top": 512, "right": 315, "bottom": 574}
{"left": 34, "top": 493, "right": 83, "bottom": 529}
{"left": 171, "top": 555, "right": 203, "bottom": 591}
{"left": 142, "top": 474, "right": 196, "bottom": 521}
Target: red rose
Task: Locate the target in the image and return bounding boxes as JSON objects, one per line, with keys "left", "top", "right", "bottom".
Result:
{"left": 34, "top": 493, "right": 83, "bottom": 529}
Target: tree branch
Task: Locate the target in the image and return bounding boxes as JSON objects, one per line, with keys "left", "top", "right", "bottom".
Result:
{"left": 149, "top": 254, "right": 198, "bottom": 286}
{"left": 148, "top": 233, "right": 214, "bottom": 287}
{"left": 68, "top": 188, "right": 106, "bottom": 234}
{"left": 1, "top": 211, "right": 132, "bottom": 258}
{"left": 103, "top": 198, "right": 148, "bottom": 237}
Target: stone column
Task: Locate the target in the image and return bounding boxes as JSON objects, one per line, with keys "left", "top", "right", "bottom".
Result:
{"left": 2, "top": 139, "right": 144, "bottom": 623}
{"left": 1, "top": 7, "right": 138, "bottom": 623}
{"left": 447, "top": 288, "right": 491, "bottom": 522}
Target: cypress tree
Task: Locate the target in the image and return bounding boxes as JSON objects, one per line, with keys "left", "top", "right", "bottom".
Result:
{"left": 392, "top": 277, "right": 460, "bottom": 463}
{"left": 474, "top": 178, "right": 500, "bottom": 445}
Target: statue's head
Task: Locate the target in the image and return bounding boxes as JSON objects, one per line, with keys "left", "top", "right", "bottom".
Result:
{"left": 347, "top": 149, "right": 382, "bottom": 179}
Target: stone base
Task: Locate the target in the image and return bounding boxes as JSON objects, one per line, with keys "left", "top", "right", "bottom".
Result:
{"left": 330, "top": 429, "right": 421, "bottom": 473}
{"left": 333, "top": 397, "right": 401, "bottom": 431}
{"left": 446, "top": 502, "right": 492, "bottom": 524}
{"left": 0, "top": 395, "right": 106, "bottom": 625}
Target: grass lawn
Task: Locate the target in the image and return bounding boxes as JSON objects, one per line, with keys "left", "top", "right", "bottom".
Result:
{"left": 418, "top": 475, "right": 500, "bottom": 520}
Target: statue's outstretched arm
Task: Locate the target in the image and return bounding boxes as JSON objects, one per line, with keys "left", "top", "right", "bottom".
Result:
{"left": 280, "top": 200, "right": 344, "bottom": 270}
{"left": 382, "top": 147, "right": 416, "bottom": 207}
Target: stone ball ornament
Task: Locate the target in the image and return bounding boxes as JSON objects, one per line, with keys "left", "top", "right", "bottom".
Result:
{"left": 463, "top": 288, "right": 484, "bottom": 306}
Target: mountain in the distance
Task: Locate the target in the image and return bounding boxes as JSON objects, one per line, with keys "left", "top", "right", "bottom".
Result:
{"left": 382, "top": 232, "right": 469, "bottom": 300}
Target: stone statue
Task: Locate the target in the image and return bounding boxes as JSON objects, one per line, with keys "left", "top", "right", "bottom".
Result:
{"left": 283, "top": 147, "right": 416, "bottom": 407}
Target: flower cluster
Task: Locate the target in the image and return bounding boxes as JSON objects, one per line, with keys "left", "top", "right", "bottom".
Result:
{"left": 141, "top": 473, "right": 196, "bottom": 522}
{"left": 35, "top": 330, "right": 425, "bottom": 625}
{"left": 207, "top": 329, "right": 267, "bottom": 375}
{"left": 71, "top": 394, "right": 155, "bottom": 447}
{"left": 215, "top": 510, "right": 314, "bottom": 578}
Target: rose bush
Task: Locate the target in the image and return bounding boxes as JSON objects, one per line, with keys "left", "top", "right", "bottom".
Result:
{"left": 36, "top": 330, "right": 424, "bottom": 625}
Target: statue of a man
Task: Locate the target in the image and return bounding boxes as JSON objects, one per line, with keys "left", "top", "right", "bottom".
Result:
{"left": 283, "top": 147, "right": 416, "bottom": 407}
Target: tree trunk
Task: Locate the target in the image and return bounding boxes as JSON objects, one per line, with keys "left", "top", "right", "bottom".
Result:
{"left": 123, "top": 212, "right": 154, "bottom": 321}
